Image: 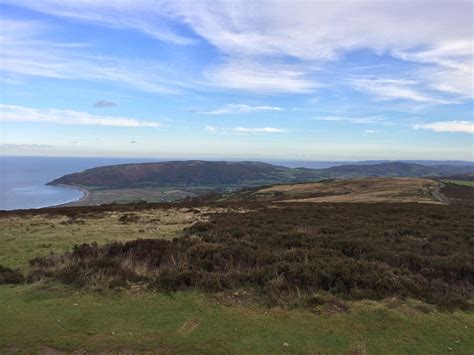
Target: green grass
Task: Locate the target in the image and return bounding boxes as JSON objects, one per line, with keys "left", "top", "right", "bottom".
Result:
{"left": 0, "top": 208, "right": 204, "bottom": 270}
{"left": 1, "top": 284, "right": 473, "bottom": 354}
{"left": 2, "top": 206, "right": 473, "bottom": 353}
{"left": 443, "top": 180, "right": 474, "bottom": 187}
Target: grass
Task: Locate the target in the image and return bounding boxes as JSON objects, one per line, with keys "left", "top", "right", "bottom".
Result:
{"left": 225, "top": 178, "right": 440, "bottom": 204}
{"left": 0, "top": 207, "right": 207, "bottom": 270}
{"left": 1, "top": 284, "right": 473, "bottom": 354}
{"left": 1, "top": 196, "right": 473, "bottom": 353}
{"left": 443, "top": 180, "right": 474, "bottom": 187}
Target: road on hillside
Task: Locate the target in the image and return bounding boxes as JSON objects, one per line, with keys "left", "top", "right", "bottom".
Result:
{"left": 432, "top": 181, "right": 450, "bottom": 204}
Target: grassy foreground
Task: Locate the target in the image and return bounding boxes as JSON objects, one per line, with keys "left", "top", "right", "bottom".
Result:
{"left": 1, "top": 199, "right": 473, "bottom": 353}
{"left": 1, "top": 284, "right": 473, "bottom": 354}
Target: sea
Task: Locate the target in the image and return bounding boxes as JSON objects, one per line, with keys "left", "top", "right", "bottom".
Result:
{"left": 0, "top": 156, "right": 159, "bottom": 211}
{"left": 0, "top": 156, "right": 346, "bottom": 211}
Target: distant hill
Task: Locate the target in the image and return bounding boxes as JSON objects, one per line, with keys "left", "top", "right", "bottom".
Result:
{"left": 441, "top": 173, "right": 474, "bottom": 181}
{"left": 48, "top": 160, "right": 474, "bottom": 189}
{"left": 322, "top": 162, "right": 438, "bottom": 178}
{"left": 48, "top": 160, "right": 322, "bottom": 188}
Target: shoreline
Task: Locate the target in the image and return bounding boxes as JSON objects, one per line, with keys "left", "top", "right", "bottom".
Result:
{"left": 46, "top": 184, "right": 92, "bottom": 208}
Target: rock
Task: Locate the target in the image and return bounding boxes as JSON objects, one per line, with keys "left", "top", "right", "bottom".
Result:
{"left": 283, "top": 343, "right": 289, "bottom": 347}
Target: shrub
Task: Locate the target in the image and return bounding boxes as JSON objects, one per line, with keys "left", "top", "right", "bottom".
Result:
{"left": 27, "top": 202, "right": 474, "bottom": 309}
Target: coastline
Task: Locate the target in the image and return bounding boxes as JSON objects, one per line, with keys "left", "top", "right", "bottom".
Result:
{"left": 47, "top": 184, "right": 92, "bottom": 208}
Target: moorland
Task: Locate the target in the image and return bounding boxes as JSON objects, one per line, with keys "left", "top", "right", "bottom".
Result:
{"left": 49, "top": 160, "right": 474, "bottom": 205}
{"left": 1, "top": 175, "right": 473, "bottom": 353}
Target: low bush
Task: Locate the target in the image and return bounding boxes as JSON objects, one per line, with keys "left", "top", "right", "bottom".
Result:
{"left": 28, "top": 202, "right": 474, "bottom": 308}
{"left": 0, "top": 265, "right": 24, "bottom": 284}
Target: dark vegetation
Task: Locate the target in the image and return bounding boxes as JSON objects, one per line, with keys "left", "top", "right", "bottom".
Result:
{"left": 47, "top": 160, "right": 474, "bottom": 189}
{"left": 442, "top": 173, "right": 474, "bottom": 181}
{"left": 27, "top": 202, "right": 474, "bottom": 309}
{"left": 442, "top": 182, "right": 474, "bottom": 203}
{"left": 0, "top": 266, "right": 24, "bottom": 284}
{"left": 48, "top": 160, "right": 316, "bottom": 188}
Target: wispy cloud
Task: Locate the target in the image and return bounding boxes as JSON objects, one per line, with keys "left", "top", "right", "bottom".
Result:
{"left": 1, "top": 104, "right": 163, "bottom": 128}
{"left": 392, "top": 41, "right": 473, "bottom": 99}
{"left": 5, "top": 1, "right": 473, "bottom": 99}
{"left": 202, "top": 104, "right": 284, "bottom": 115}
{"left": 205, "top": 125, "right": 287, "bottom": 134}
{"left": 312, "top": 115, "right": 386, "bottom": 124}
{"left": 413, "top": 121, "right": 473, "bottom": 134}
{"left": 204, "top": 61, "right": 318, "bottom": 94}
{"left": 1, "top": 1, "right": 195, "bottom": 46}
{"left": 93, "top": 100, "right": 118, "bottom": 108}
{"left": 0, "top": 19, "right": 195, "bottom": 94}
{"left": 351, "top": 78, "right": 455, "bottom": 104}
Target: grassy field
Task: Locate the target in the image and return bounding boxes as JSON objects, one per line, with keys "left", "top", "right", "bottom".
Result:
{"left": 443, "top": 180, "right": 474, "bottom": 187}
{"left": 1, "top": 187, "right": 473, "bottom": 353}
{"left": 0, "top": 207, "right": 208, "bottom": 270}
{"left": 1, "top": 284, "right": 473, "bottom": 354}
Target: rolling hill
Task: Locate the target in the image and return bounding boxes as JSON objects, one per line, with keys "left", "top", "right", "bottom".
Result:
{"left": 48, "top": 160, "right": 320, "bottom": 188}
{"left": 48, "top": 160, "right": 474, "bottom": 190}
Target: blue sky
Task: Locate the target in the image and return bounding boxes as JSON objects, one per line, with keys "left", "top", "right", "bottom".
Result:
{"left": 0, "top": 0, "right": 473, "bottom": 160}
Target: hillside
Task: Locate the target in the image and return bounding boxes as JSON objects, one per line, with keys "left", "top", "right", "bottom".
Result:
{"left": 322, "top": 162, "right": 437, "bottom": 178}
{"left": 48, "top": 160, "right": 321, "bottom": 188}
{"left": 48, "top": 160, "right": 472, "bottom": 191}
{"left": 221, "top": 177, "right": 443, "bottom": 204}
{"left": 442, "top": 173, "right": 474, "bottom": 181}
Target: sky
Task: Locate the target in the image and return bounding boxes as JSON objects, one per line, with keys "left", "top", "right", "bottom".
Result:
{"left": 0, "top": 0, "right": 473, "bottom": 161}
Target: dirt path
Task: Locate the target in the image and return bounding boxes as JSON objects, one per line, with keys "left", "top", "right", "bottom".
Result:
{"left": 432, "top": 181, "right": 450, "bottom": 204}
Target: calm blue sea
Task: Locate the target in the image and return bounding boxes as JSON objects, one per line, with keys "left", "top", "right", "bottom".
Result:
{"left": 0, "top": 156, "right": 346, "bottom": 211}
{"left": 0, "top": 156, "right": 158, "bottom": 210}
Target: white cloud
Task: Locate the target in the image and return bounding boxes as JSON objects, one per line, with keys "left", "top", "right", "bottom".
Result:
{"left": 169, "top": 0, "right": 472, "bottom": 98}
{"left": 351, "top": 78, "right": 456, "bottom": 104}
{"left": 364, "top": 130, "right": 382, "bottom": 134}
{"left": 413, "top": 121, "right": 474, "bottom": 134}
{"left": 0, "top": 19, "right": 196, "bottom": 94}
{"left": 202, "top": 103, "right": 283, "bottom": 115}
{"left": 312, "top": 115, "right": 386, "bottom": 124}
{"left": 4, "top": 1, "right": 473, "bottom": 98}
{"left": 205, "top": 125, "right": 286, "bottom": 134}
{"left": 0, "top": 1, "right": 195, "bottom": 45}
{"left": 393, "top": 40, "right": 474, "bottom": 99}
{"left": 205, "top": 61, "right": 317, "bottom": 94}
{"left": 0, "top": 104, "right": 163, "bottom": 128}
{"left": 168, "top": 1, "right": 472, "bottom": 59}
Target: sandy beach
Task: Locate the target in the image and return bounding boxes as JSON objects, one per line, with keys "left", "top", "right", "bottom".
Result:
{"left": 49, "top": 184, "right": 92, "bottom": 207}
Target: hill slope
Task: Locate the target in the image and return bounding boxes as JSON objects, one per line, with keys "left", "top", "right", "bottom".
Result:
{"left": 48, "top": 160, "right": 473, "bottom": 190}
{"left": 221, "top": 177, "right": 442, "bottom": 204}
{"left": 48, "top": 160, "right": 322, "bottom": 188}
{"left": 322, "top": 162, "right": 438, "bottom": 178}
